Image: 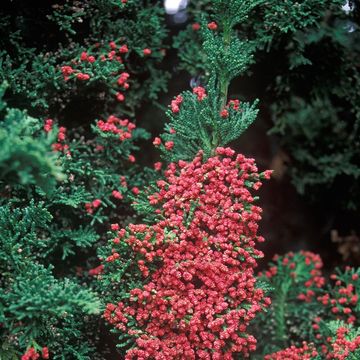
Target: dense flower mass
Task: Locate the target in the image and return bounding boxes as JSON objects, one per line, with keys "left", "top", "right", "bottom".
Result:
{"left": 318, "top": 268, "right": 360, "bottom": 325}
{"left": 97, "top": 115, "right": 136, "bottom": 141}
{"left": 103, "top": 147, "right": 271, "bottom": 359}
{"left": 264, "top": 327, "right": 360, "bottom": 360}
{"left": 324, "top": 326, "right": 360, "bottom": 359}
{"left": 264, "top": 342, "right": 318, "bottom": 360}
{"left": 259, "top": 251, "right": 325, "bottom": 303}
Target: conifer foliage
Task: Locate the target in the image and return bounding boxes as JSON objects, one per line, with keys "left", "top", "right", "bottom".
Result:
{"left": 1, "top": 0, "right": 360, "bottom": 359}
{"left": 99, "top": 0, "right": 273, "bottom": 358}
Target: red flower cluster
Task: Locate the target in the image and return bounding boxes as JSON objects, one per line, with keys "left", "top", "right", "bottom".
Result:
{"left": 85, "top": 198, "right": 102, "bottom": 214}
{"left": 97, "top": 115, "right": 136, "bottom": 141}
{"left": 60, "top": 40, "right": 133, "bottom": 103}
{"left": 112, "top": 190, "right": 123, "bottom": 200}
{"left": 323, "top": 326, "right": 360, "bottom": 359}
{"left": 104, "top": 148, "right": 271, "bottom": 359}
{"left": 193, "top": 86, "right": 207, "bottom": 101}
{"left": 88, "top": 264, "right": 104, "bottom": 276}
{"left": 220, "top": 99, "right": 243, "bottom": 118}
{"left": 170, "top": 95, "right": 183, "bottom": 113}
{"left": 228, "top": 99, "right": 241, "bottom": 111}
{"left": 265, "top": 327, "right": 360, "bottom": 359}
{"left": 207, "top": 22, "right": 218, "bottom": 31}
{"left": 318, "top": 269, "right": 359, "bottom": 324}
{"left": 22, "top": 347, "right": 49, "bottom": 360}
{"left": 192, "top": 23, "right": 201, "bottom": 31}
{"left": 43, "top": 119, "right": 53, "bottom": 133}
{"left": 264, "top": 342, "right": 318, "bottom": 360}
{"left": 52, "top": 126, "right": 70, "bottom": 155}
{"left": 260, "top": 251, "right": 325, "bottom": 303}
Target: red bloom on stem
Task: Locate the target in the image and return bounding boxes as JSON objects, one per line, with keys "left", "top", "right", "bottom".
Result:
{"left": 21, "top": 348, "right": 40, "bottom": 360}
{"left": 154, "top": 162, "right": 162, "bottom": 171}
{"left": 153, "top": 137, "right": 161, "bottom": 146}
{"left": 92, "top": 199, "right": 102, "bottom": 208}
{"left": 80, "top": 51, "right": 88, "bottom": 61}
{"left": 112, "top": 190, "right": 123, "bottom": 200}
{"left": 207, "top": 21, "right": 218, "bottom": 30}
{"left": 44, "top": 119, "right": 53, "bottom": 132}
{"left": 116, "top": 92, "right": 125, "bottom": 102}
{"left": 143, "top": 48, "right": 152, "bottom": 56}
{"left": 165, "top": 141, "right": 174, "bottom": 150}
{"left": 76, "top": 73, "right": 90, "bottom": 81}
{"left": 220, "top": 109, "right": 229, "bottom": 118}
{"left": 61, "top": 65, "right": 74, "bottom": 77}
{"left": 192, "top": 23, "right": 201, "bottom": 31}
{"left": 89, "top": 264, "right": 104, "bottom": 276}
{"left": 193, "top": 86, "right": 206, "bottom": 101}
{"left": 88, "top": 55, "right": 95, "bottom": 63}
{"left": 41, "top": 347, "right": 49, "bottom": 359}
{"left": 119, "top": 45, "right": 129, "bottom": 53}
{"left": 171, "top": 95, "right": 183, "bottom": 113}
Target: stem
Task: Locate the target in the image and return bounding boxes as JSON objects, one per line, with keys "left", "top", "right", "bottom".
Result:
{"left": 219, "top": 21, "right": 231, "bottom": 110}
{"left": 274, "top": 281, "right": 291, "bottom": 347}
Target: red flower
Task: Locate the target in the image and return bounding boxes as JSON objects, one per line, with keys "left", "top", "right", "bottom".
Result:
{"left": 171, "top": 95, "right": 183, "bottom": 113}
{"left": 119, "top": 45, "right": 129, "bottom": 53}
{"left": 41, "top": 347, "right": 49, "bottom": 359}
{"left": 116, "top": 92, "right": 125, "bottom": 102}
{"left": 112, "top": 190, "right": 123, "bottom": 200}
{"left": 153, "top": 137, "right": 162, "bottom": 146}
{"left": 61, "top": 65, "right": 74, "bottom": 77}
{"left": 44, "top": 119, "right": 53, "bottom": 132}
{"left": 154, "top": 162, "right": 162, "bottom": 171}
{"left": 193, "top": 86, "right": 206, "bottom": 101}
{"left": 80, "top": 51, "right": 88, "bottom": 61}
{"left": 207, "top": 21, "right": 218, "bottom": 30}
{"left": 164, "top": 141, "right": 174, "bottom": 150}
{"left": 220, "top": 109, "right": 229, "bottom": 118}
{"left": 92, "top": 199, "right": 102, "bottom": 208}
{"left": 76, "top": 73, "right": 90, "bottom": 81}
{"left": 192, "top": 23, "right": 201, "bottom": 31}
{"left": 143, "top": 48, "right": 152, "bottom": 56}
{"left": 89, "top": 264, "right": 104, "bottom": 276}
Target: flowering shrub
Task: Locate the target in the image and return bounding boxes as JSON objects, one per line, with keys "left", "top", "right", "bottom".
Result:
{"left": 253, "top": 251, "right": 360, "bottom": 358}
{"left": 0, "top": 0, "right": 168, "bottom": 115}
{"left": 264, "top": 342, "right": 318, "bottom": 360}
{"left": 264, "top": 325, "right": 360, "bottom": 360}
{"left": 101, "top": 147, "right": 272, "bottom": 358}
{"left": 1, "top": 0, "right": 360, "bottom": 358}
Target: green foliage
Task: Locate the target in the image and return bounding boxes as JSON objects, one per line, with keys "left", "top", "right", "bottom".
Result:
{"left": 0, "top": 67, "right": 150, "bottom": 356}
{"left": 174, "top": 0, "right": 360, "bottom": 210}
{"left": 253, "top": 251, "right": 325, "bottom": 355}
{"left": 160, "top": 88, "right": 259, "bottom": 162}
{"left": 96, "top": 229, "right": 144, "bottom": 304}
{"left": 253, "top": 252, "right": 360, "bottom": 358}
{"left": 0, "top": 84, "right": 64, "bottom": 192}
{"left": 159, "top": 0, "right": 261, "bottom": 162}
{"left": 271, "top": 96, "right": 360, "bottom": 202}
{"left": 0, "top": 0, "right": 169, "bottom": 115}
{"left": 0, "top": 200, "right": 101, "bottom": 358}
